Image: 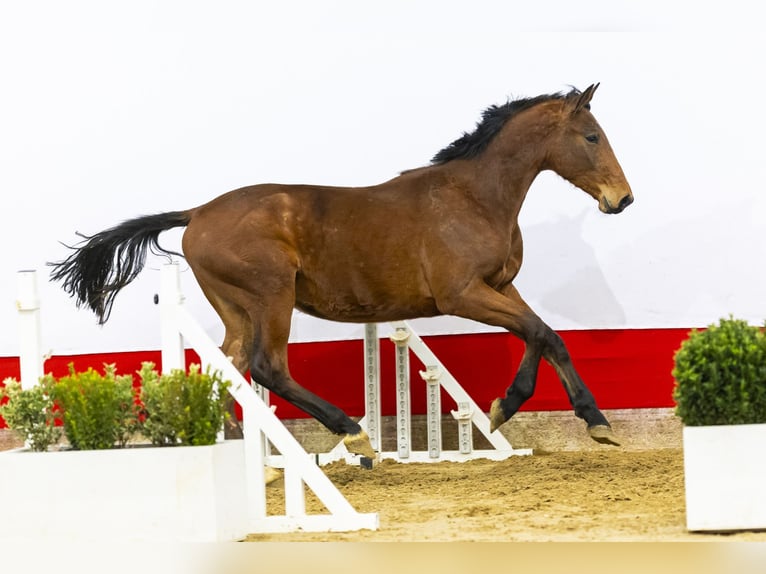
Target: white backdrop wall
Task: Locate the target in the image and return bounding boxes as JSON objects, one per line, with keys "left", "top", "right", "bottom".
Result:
{"left": 1, "top": 1, "right": 765, "bottom": 357}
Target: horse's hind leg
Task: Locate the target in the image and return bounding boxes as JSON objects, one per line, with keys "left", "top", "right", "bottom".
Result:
{"left": 193, "top": 271, "right": 254, "bottom": 439}
{"left": 242, "top": 282, "right": 375, "bottom": 458}
{"left": 249, "top": 327, "right": 375, "bottom": 457}
{"left": 217, "top": 311, "right": 252, "bottom": 440}
{"left": 190, "top": 245, "right": 374, "bottom": 457}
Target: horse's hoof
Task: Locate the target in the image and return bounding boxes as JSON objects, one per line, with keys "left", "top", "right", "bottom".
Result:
{"left": 264, "top": 466, "right": 282, "bottom": 486}
{"left": 489, "top": 398, "right": 506, "bottom": 433}
{"left": 588, "top": 424, "right": 620, "bottom": 446}
{"left": 344, "top": 430, "right": 376, "bottom": 459}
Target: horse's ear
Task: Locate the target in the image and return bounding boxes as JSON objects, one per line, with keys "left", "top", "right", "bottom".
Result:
{"left": 569, "top": 83, "right": 599, "bottom": 114}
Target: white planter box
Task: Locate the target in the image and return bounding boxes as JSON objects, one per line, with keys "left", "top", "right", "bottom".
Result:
{"left": 683, "top": 423, "right": 766, "bottom": 531}
{"left": 0, "top": 440, "right": 248, "bottom": 542}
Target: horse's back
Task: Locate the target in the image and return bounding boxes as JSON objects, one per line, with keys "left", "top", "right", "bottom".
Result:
{"left": 181, "top": 178, "right": 445, "bottom": 322}
{"left": 184, "top": 175, "right": 435, "bottom": 252}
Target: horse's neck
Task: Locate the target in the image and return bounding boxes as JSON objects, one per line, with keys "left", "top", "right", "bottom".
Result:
{"left": 463, "top": 153, "right": 544, "bottom": 223}
{"left": 476, "top": 111, "right": 560, "bottom": 218}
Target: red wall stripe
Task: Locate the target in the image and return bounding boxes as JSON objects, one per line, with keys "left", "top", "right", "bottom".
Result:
{"left": 0, "top": 328, "right": 689, "bottom": 428}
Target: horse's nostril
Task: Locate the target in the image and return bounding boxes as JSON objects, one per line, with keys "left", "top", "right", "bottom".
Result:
{"left": 618, "top": 194, "right": 634, "bottom": 211}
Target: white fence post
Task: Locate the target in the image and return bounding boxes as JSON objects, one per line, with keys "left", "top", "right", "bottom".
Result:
{"left": 240, "top": 394, "right": 268, "bottom": 523}
{"left": 159, "top": 262, "right": 186, "bottom": 373}
{"left": 16, "top": 270, "right": 44, "bottom": 390}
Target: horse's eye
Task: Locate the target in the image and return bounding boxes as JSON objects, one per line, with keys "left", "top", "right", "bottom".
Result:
{"left": 585, "top": 134, "right": 600, "bottom": 144}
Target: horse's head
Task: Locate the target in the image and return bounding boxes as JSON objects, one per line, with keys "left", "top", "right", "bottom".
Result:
{"left": 545, "top": 84, "right": 633, "bottom": 214}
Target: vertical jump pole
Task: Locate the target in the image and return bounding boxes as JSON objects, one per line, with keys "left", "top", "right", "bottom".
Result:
{"left": 363, "top": 324, "right": 382, "bottom": 452}
{"left": 16, "top": 270, "right": 44, "bottom": 390}
{"left": 420, "top": 365, "right": 442, "bottom": 459}
{"left": 451, "top": 402, "right": 474, "bottom": 454}
{"left": 390, "top": 327, "right": 411, "bottom": 459}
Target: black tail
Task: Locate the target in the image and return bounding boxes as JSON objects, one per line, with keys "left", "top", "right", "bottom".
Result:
{"left": 49, "top": 211, "right": 191, "bottom": 324}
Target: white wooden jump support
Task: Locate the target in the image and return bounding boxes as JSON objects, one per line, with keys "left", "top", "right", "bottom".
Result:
{"left": 14, "top": 266, "right": 378, "bottom": 534}
{"left": 319, "top": 322, "right": 533, "bottom": 464}
{"left": 16, "top": 271, "right": 44, "bottom": 390}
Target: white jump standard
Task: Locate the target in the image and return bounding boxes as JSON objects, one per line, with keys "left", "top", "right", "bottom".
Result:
{"left": 327, "top": 321, "right": 532, "bottom": 464}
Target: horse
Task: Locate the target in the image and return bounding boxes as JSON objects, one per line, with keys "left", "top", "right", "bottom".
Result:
{"left": 50, "top": 83, "right": 633, "bottom": 457}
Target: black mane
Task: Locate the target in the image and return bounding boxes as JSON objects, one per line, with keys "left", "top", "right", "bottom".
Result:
{"left": 431, "top": 88, "right": 581, "bottom": 165}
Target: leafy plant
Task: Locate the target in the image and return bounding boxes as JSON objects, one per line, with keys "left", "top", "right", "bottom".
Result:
{"left": 139, "top": 362, "right": 230, "bottom": 446}
{"left": 0, "top": 377, "right": 61, "bottom": 451}
{"left": 2, "top": 362, "right": 230, "bottom": 451}
{"left": 50, "top": 364, "right": 140, "bottom": 450}
{"left": 673, "top": 316, "right": 766, "bottom": 426}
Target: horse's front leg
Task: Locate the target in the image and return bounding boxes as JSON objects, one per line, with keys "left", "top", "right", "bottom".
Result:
{"left": 537, "top": 327, "right": 619, "bottom": 445}
{"left": 488, "top": 335, "right": 543, "bottom": 433}
{"left": 442, "top": 279, "right": 619, "bottom": 446}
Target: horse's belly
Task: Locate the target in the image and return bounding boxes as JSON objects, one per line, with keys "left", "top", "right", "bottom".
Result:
{"left": 295, "top": 299, "right": 440, "bottom": 323}
{"left": 294, "top": 273, "right": 439, "bottom": 323}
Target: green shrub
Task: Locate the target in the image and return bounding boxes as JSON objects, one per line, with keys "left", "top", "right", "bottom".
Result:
{"left": 673, "top": 316, "right": 766, "bottom": 426}
{"left": 1, "top": 363, "right": 230, "bottom": 451}
{"left": 139, "top": 362, "right": 230, "bottom": 446}
{"left": 0, "top": 377, "right": 62, "bottom": 451}
{"left": 51, "top": 364, "right": 140, "bottom": 450}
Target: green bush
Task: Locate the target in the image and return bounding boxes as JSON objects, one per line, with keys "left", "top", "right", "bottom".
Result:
{"left": 673, "top": 316, "right": 766, "bottom": 426}
{"left": 139, "top": 362, "right": 230, "bottom": 446}
{"left": 51, "top": 364, "right": 140, "bottom": 450}
{"left": 1, "top": 363, "right": 231, "bottom": 451}
{"left": 0, "top": 377, "right": 62, "bottom": 451}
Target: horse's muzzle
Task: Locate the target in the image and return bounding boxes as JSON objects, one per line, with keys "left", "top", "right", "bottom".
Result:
{"left": 602, "top": 193, "right": 634, "bottom": 214}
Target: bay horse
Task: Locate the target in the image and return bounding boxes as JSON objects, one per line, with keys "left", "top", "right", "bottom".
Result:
{"left": 50, "top": 83, "right": 632, "bottom": 457}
